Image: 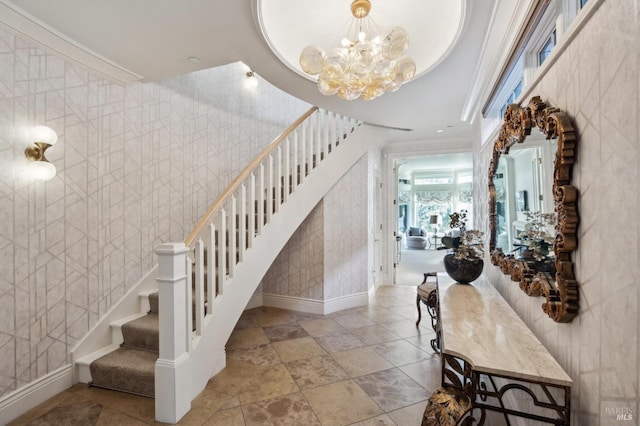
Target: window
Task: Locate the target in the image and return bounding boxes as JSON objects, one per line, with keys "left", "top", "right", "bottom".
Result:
{"left": 538, "top": 30, "right": 557, "bottom": 66}
{"left": 499, "top": 78, "right": 524, "bottom": 118}
{"left": 414, "top": 177, "right": 453, "bottom": 185}
{"left": 457, "top": 174, "right": 473, "bottom": 184}
{"left": 513, "top": 80, "right": 523, "bottom": 99}
{"left": 482, "top": 0, "right": 591, "bottom": 130}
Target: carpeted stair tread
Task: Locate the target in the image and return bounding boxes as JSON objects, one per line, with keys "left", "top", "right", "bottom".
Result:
{"left": 148, "top": 292, "right": 158, "bottom": 314}
{"left": 89, "top": 346, "right": 157, "bottom": 397}
{"left": 121, "top": 313, "right": 159, "bottom": 352}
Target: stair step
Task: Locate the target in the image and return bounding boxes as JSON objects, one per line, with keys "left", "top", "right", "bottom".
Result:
{"left": 121, "top": 313, "right": 159, "bottom": 352}
{"left": 76, "top": 343, "right": 120, "bottom": 384}
{"left": 89, "top": 346, "right": 157, "bottom": 398}
{"left": 110, "top": 312, "right": 149, "bottom": 345}
{"left": 146, "top": 291, "right": 159, "bottom": 314}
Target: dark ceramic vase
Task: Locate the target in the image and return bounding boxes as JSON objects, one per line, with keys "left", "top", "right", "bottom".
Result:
{"left": 443, "top": 253, "right": 484, "bottom": 284}
{"left": 526, "top": 257, "right": 556, "bottom": 277}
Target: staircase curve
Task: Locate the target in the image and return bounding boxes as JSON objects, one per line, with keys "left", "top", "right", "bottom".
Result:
{"left": 128, "top": 107, "right": 370, "bottom": 423}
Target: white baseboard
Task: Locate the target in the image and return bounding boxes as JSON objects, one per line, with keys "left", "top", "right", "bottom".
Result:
{"left": 368, "top": 285, "right": 376, "bottom": 302}
{"left": 211, "top": 350, "right": 226, "bottom": 379}
{"left": 262, "top": 293, "right": 325, "bottom": 315}
{"left": 324, "top": 292, "right": 370, "bottom": 314}
{"left": 0, "top": 365, "right": 73, "bottom": 425}
{"left": 261, "top": 292, "right": 369, "bottom": 315}
{"left": 244, "top": 293, "right": 264, "bottom": 311}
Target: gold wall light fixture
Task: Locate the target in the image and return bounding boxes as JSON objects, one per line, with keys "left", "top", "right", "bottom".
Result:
{"left": 246, "top": 70, "right": 259, "bottom": 88}
{"left": 25, "top": 125, "right": 58, "bottom": 181}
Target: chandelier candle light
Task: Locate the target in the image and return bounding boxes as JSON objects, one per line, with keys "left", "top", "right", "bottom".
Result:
{"left": 299, "top": 0, "right": 416, "bottom": 100}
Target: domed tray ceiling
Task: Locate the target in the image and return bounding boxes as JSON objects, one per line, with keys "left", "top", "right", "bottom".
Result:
{"left": 257, "top": 0, "right": 465, "bottom": 81}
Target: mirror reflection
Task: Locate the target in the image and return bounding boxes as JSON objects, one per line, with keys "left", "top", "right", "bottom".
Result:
{"left": 493, "top": 134, "right": 557, "bottom": 272}
{"left": 488, "top": 96, "right": 580, "bottom": 322}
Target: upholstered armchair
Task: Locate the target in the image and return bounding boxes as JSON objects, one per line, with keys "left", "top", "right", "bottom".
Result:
{"left": 406, "top": 227, "right": 427, "bottom": 249}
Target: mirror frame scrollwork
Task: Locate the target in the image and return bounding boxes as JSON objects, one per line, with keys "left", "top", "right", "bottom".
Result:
{"left": 488, "top": 96, "right": 579, "bottom": 323}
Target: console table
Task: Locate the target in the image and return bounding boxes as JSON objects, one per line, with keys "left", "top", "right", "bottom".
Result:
{"left": 436, "top": 273, "right": 572, "bottom": 425}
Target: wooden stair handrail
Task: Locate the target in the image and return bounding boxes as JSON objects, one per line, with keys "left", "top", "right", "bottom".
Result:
{"left": 184, "top": 106, "right": 319, "bottom": 246}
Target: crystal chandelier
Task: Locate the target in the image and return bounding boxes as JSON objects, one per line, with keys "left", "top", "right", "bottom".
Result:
{"left": 299, "top": 0, "right": 416, "bottom": 101}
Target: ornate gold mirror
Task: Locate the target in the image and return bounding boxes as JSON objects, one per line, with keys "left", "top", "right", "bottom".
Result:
{"left": 488, "top": 96, "right": 579, "bottom": 323}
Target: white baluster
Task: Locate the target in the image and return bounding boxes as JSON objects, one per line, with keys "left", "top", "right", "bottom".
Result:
{"left": 228, "top": 197, "right": 236, "bottom": 278}
{"left": 185, "top": 254, "right": 193, "bottom": 349}
{"left": 275, "top": 146, "right": 282, "bottom": 212}
{"left": 300, "top": 124, "right": 306, "bottom": 183}
{"left": 267, "top": 154, "right": 273, "bottom": 223}
{"left": 322, "top": 109, "right": 329, "bottom": 157}
{"left": 248, "top": 173, "right": 255, "bottom": 248}
{"left": 194, "top": 240, "right": 205, "bottom": 336}
{"left": 308, "top": 117, "right": 314, "bottom": 172}
{"left": 217, "top": 210, "right": 226, "bottom": 295}
{"left": 292, "top": 132, "right": 298, "bottom": 193}
{"left": 284, "top": 137, "right": 290, "bottom": 201}
{"left": 328, "top": 111, "right": 335, "bottom": 153}
{"left": 258, "top": 163, "right": 264, "bottom": 234}
{"left": 239, "top": 184, "right": 246, "bottom": 262}
{"left": 316, "top": 111, "right": 322, "bottom": 165}
{"left": 207, "top": 223, "right": 215, "bottom": 307}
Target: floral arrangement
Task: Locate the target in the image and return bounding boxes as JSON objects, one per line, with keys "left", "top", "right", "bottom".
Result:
{"left": 517, "top": 211, "right": 555, "bottom": 261}
{"left": 442, "top": 210, "right": 485, "bottom": 261}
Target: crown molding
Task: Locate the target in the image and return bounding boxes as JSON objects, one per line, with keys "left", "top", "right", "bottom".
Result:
{"left": 382, "top": 137, "right": 472, "bottom": 158}
{"left": 460, "top": 0, "right": 535, "bottom": 123}
{"left": 0, "top": 0, "right": 142, "bottom": 84}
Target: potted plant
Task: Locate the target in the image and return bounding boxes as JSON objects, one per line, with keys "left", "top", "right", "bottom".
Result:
{"left": 441, "top": 210, "right": 485, "bottom": 284}
{"left": 516, "top": 211, "right": 556, "bottom": 274}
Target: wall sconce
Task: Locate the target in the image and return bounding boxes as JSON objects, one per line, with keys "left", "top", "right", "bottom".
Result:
{"left": 246, "top": 70, "right": 259, "bottom": 88}
{"left": 25, "top": 125, "right": 57, "bottom": 181}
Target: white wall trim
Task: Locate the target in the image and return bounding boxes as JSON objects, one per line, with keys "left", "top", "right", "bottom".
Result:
{"left": 461, "top": 0, "right": 535, "bottom": 123}
{"left": 244, "top": 293, "right": 264, "bottom": 311}
{"left": 382, "top": 137, "right": 472, "bottom": 156}
{"left": 71, "top": 265, "right": 159, "bottom": 381}
{"left": 368, "top": 284, "right": 377, "bottom": 302}
{"left": 262, "top": 294, "right": 325, "bottom": 315}
{"left": 262, "top": 292, "right": 370, "bottom": 315}
{"left": 0, "top": 0, "right": 142, "bottom": 84}
{"left": 0, "top": 365, "right": 73, "bottom": 425}
{"left": 324, "top": 292, "right": 370, "bottom": 315}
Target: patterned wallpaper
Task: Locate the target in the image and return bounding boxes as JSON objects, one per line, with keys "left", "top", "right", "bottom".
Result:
{"left": 260, "top": 201, "right": 324, "bottom": 300}
{"left": 0, "top": 25, "right": 310, "bottom": 397}
{"left": 323, "top": 155, "right": 369, "bottom": 300}
{"left": 260, "top": 154, "right": 370, "bottom": 302}
{"left": 476, "top": 1, "right": 640, "bottom": 423}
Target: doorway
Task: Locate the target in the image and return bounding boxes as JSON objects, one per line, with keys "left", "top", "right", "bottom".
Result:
{"left": 392, "top": 153, "right": 474, "bottom": 285}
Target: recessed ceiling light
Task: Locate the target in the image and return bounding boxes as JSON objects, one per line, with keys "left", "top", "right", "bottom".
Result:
{"left": 436, "top": 129, "right": 444, "bottom": 133}
{"left": 188, "top": 56, "right": 201, "bottom": 64}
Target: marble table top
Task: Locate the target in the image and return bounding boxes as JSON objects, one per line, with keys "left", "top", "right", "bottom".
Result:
{"left": 437, "top": 273, "right": 572, "bottom": 387}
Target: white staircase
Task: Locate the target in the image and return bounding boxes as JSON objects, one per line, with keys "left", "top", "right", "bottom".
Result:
{"left": 71, "top": 107, "right": 374, "bottom": 423}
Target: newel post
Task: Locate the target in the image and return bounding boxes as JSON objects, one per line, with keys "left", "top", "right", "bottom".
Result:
{"left": 154, "top": 243, "right": 191, "bottom": 423}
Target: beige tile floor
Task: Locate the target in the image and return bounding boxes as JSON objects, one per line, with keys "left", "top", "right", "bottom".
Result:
{"left": 10, "top": 284, "right": 441, "bottom": 425}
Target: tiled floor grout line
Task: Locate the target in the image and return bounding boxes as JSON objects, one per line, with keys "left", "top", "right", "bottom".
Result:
{"left": 222, "top": 287, "right": 438, "bottom": 425}
{"left": 10, "top": 283, "right": 440, "bottom": 425}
